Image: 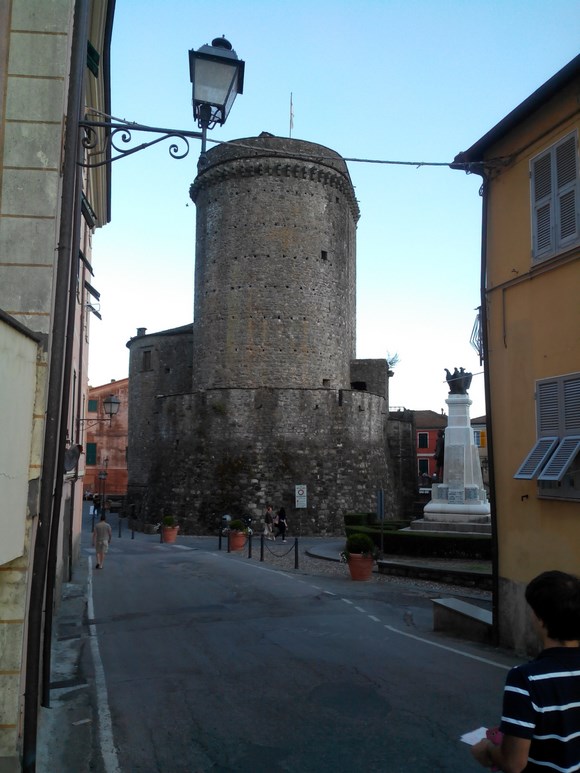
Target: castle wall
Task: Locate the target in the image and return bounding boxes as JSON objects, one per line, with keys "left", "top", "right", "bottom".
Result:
{"left": 128, "top": 386, "right": 393, "bottom": 535}
{"left": 350, "top": 359, "right": 389, "bottom": 400}
{"left": 126, "top": 325, "right": 193, "bottom": 494}
{"left": 189, "top": 137, "right": 359, "bottom": 391}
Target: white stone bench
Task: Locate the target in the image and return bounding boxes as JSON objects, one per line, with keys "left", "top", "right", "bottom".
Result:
{"left": 432, "top": 597, "right": 493, "bottom": 643}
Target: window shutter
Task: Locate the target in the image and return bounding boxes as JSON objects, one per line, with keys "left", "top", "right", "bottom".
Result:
{"left": 532, "top": 152, "right": 553, "bottom": 257}
{"left": 86, "top": 443, "right": 97, "bottom": 466}
{"left": 514, "top": 437, "right": 559, "bottom": 479}
{"left": 563, "top": 376, "right": 580, "bottom": 433}
{"left": 537, "top": 380, "right": 560, "bottom": 435}
{"left": 556, "top": 134, "right": 578, "bottom": 247}
{"left": 538, "top": 436, "right": 580, "bottom": 481}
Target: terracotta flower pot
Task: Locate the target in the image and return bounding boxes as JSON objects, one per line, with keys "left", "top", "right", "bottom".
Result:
{"left": 162, "top": 525, "right": 179, "bottom": 544}
{"left": 229, "top": 531, "right": 246, "bottom": 551}
{"left": 347, "top": 553, "right": 374, "bottom": 581}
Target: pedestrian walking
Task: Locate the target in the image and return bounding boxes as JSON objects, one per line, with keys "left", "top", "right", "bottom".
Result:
{"left": 263, "top": 505, "right": 275, "bottom": 541}
{"left": 276, "top": 507, "right": 288, "bottom": 542}
{"left": 471, "top": 570, "right": 580, "bottom": 772}
{"left": 92, "top": 513, "right": 112, "bottom": 570}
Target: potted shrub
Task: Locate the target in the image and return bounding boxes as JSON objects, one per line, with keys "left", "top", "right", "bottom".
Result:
{"left": 162, "top": 515, "right": 179, "bottom": 544}
{"left": 228, "top": 518, "right": 247, "bottom": 551}
{"left": 342, "top": 533, "right": 377, "bottom": 581}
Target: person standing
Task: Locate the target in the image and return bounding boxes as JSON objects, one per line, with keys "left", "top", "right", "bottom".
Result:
{"left": 471, "top": 570, "right": 580, "bottom": 772}
{"left": 263, "top": 505, "right": 275, "bottom": 541}
{"left": 92, "top": 513, "right": 112, "bottom": 570}
{"left": 276, "top": 507, "right": 288, "bottom": 542}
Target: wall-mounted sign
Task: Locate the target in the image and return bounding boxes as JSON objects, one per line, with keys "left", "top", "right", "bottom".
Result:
{"left": 295, "top": 484, "right": 307, "bottom": 508}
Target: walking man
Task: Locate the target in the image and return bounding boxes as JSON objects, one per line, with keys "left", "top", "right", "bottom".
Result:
{"left": 92, "top": 513, "right": 112, "bottom": 570}
{"left": 264, "top": 505, "right": 275, "bottom": 541}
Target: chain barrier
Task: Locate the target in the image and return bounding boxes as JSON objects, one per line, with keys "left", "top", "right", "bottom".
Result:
{"left": 218, "top": 531, "right": 299, "bottom": 569}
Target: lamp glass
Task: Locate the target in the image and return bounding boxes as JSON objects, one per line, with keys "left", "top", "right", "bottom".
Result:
{"left": 194, "top": 58, "right": 239, "bottom": 116}
{"left": 103, "top": 394, "right": 120, "bottom": 417}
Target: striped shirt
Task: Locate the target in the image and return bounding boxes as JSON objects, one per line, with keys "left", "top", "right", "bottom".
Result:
{"left": 500, "top": 647, "right": 580, "bottom": 772}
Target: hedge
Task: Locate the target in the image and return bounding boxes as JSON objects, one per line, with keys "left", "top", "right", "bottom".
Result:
{"left": 344, "top": 525, "right": 491, "bottom": 561}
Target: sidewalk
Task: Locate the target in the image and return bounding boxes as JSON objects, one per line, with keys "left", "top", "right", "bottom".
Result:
{"left": 36, "top": 554, "right": 96, "bottom": 773}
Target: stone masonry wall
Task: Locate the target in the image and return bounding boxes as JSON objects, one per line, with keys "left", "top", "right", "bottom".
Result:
{"left": 126, "top": 326, "right": 193, "bottom": 497}
{"left": 189, "top": 136, "right": 359, "bottom": 391}
{"left": 128, "top": 386, "right": 394, "bottom": 536}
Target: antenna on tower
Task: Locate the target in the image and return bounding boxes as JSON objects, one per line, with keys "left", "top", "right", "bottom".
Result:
{"left": 289, "top": 92, "right": 294, "bottom": 138}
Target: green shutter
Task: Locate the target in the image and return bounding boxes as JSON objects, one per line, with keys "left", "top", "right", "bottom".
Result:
{"left": 87, "top": 41, "right": 100, "bottom": 77}
{"left": 86, "top": 443, "right": 97, "bottom": 465}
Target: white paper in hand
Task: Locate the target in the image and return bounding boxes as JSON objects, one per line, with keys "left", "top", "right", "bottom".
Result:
{"left": 460, "top": 727, "right": 488, "bottom": 745}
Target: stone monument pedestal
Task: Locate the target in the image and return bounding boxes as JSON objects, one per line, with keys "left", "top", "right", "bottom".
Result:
{"left": 413, "top": 392, "right": 491, "bottom": 534}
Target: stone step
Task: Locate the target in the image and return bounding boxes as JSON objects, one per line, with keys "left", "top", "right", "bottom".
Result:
{"left": 432, "top": 597, "right": 493, "bottom": 643}
{"left": 407, "top": 519, "right": 491, "bottom": 534}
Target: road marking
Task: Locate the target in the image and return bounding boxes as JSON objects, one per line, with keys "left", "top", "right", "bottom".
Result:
{"left": 355, "top": 606, "right": 367, "bottom": 614}
{"left": 323, "top": 590, "right": 336, "bottom": 596}
{"left": 341, "top": 598, "right": 353, "bottom": 605}
{"left": 369, "top": 615, "right": 381, "bottom": 622}
{"left": 87, "top": 557, "right": 121, "bottom": 773}
{"left": 382, "top": 623, "right": 509, "bottom": 670}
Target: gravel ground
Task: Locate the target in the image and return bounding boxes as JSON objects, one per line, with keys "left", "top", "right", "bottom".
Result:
{"left": 222, "top": 537, "right": 493, "bottom": 602}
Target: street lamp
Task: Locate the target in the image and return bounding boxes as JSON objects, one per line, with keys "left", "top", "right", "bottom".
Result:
{"left": 189, "top": 36, "right": 245, "bottom": 152}
{"left": 80, "top": 393, "right": 121, "bottom": 429}
{"left": 79, "top": 36, "right": 244, "bottom": 166}
{"left": 102, "top": 394, "right": 121, "bottom": 419}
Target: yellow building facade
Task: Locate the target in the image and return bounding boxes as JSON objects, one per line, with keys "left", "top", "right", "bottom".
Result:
{"left": 454, "top": 54, "right": 580, "bottom": 653}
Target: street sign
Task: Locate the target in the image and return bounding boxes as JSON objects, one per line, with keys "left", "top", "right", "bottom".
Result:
{"left": 376, "top": 488, "right": 385, "bottom": 520}
{"left": 295, "top": 484, "right": 307, "bottom": 508}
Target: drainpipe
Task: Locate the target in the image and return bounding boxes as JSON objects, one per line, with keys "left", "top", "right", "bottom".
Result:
{"left": 42, "top": 101, "right": 85, "bottom": 706}
{"left": 477, "top": 171, "right": 500, "bottom": 645}
{"left": 22, "top": 0, "right": 90, "bottom": 769}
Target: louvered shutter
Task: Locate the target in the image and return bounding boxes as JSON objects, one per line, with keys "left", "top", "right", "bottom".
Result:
{"left": 537, "top": 380, "right": 560, "bottom": 434}
{"left": 563, "top": 375, "right": 580, "bottom": 433}
{"left": 532, "top": 151, "right": 553, "bottom": 258}
{"left": 514, "top": 437, "right": 559, "bottom": 479}
{"left": 538, "top": 436, "right": 580, "bottom": 481}
{"left": 555, "top": 134, "right": 579, "bottom": 249}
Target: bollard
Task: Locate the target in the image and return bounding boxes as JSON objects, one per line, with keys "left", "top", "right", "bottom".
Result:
{"left": 218, "top": 530, "right": 222, "bottom": 550}
{"left": 260, "top": 533, "right": 265, "bottom": 562}
{"left": 160, "top": 525, "right": 163, "bottom": 543}
{"left": 294, "top": 537, "right": 299, "bottom": 569}
{"left": 227, "top": 531, "right": 231, "bottom": 553}
{"left": 248, "top": 533, "right": 252, "bottom": 559}
{"left": 118, "top": 515, "right": 122, "bottom": 538}
{"left": 131, "top": 525, "right": 135, "bottom": 540}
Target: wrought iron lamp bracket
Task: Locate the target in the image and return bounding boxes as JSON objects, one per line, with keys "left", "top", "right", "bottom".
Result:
{"left": 78, "top": 114, "right": 204, "bottom": 168}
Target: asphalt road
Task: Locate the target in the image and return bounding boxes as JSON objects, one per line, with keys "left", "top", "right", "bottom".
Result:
{"left": 39, "top": 521, "right": 521, "bottom": 772}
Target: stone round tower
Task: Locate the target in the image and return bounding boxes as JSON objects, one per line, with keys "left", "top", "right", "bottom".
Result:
{"left": 189, "top": 135, "right": 360, "bottom": 390}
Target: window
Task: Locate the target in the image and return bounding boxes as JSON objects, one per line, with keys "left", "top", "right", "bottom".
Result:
{"left": 88, "top": 399, "right": 98, "bottom": 412}
{"left": 473, "top": 430, "right": 486, "bottom": 447}
{"left": 514, "top": 372, "right": 580, "bottom": 499}
{"left": 417, "top": 432, "right": 429, "bottom": 449}
{"left": 531, "top": 131, "right": 579, "bottom": 262}
{"left": 86, "top": 443, "right": 97, "bottom": 466}
{"left": 142, "top": 349, "right": 152, "bottom": 371}
{"left": 418, "top": 458, "right": 429, "bottom": 475}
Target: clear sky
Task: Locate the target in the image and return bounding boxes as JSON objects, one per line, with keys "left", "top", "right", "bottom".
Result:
{"left": 88, "top": 0, "right": 579, "bottom": 418}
